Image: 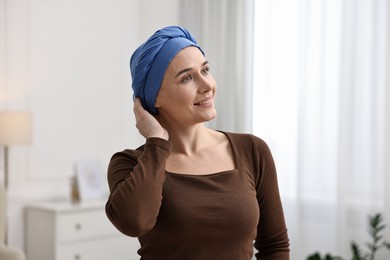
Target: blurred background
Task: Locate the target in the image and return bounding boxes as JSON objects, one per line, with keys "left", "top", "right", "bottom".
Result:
{"left": 1, "top": 0, "right": 389, "bottom": 259}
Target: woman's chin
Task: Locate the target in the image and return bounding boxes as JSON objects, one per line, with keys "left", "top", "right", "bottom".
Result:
{"left": 204, "top": 111, "right": 217, "bottom": 122}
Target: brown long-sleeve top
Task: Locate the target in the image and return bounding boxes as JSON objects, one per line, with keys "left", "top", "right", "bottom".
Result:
{"left": 105, "top": 132, "right": 290, "bottom": 259}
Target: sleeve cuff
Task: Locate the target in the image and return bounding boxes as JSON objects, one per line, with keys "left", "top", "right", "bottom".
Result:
{"left": 145, "top": 137, "right": 173, "bottom": 152}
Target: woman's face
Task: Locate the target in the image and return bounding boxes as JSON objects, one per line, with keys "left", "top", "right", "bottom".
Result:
{"left": 155, "top": 46, "right": 217, "bottom": 127}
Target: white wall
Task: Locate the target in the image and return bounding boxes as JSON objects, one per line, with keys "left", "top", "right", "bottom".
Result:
{"left": 0, "top": 0, "right": 180, "bottom": 250}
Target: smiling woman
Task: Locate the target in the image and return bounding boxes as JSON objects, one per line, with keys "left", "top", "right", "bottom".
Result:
{"left": 105, "top": 25, "right": 290, "bottom": 259}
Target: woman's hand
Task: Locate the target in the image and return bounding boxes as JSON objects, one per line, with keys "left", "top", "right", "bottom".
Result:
{"left": 133, "top": 98, "right": 169, "bottom": 140}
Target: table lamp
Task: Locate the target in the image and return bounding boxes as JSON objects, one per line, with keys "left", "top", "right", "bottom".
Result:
{"left": 0, "top": 112, "right": 33, "bottom": 189}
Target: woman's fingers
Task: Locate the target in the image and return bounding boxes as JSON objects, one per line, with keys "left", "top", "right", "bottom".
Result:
{"left": 133, "top": 98, "right": 168, "bottom": 140}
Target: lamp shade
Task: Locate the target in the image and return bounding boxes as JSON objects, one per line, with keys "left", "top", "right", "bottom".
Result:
{"left": 0, "top": 112, "right": 33, "bottom": 145}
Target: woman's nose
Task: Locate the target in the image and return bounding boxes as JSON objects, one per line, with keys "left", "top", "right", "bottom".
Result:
{"left": 198, "top": 75, "right": 214, "bottom": 93}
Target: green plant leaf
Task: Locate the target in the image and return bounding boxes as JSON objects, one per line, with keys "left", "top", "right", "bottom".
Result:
{"left": 365, "top": 213, "right": 387, "bottom": 260}
{"left": 351, "top": 241, "right": 366, "bottom": 260}
{"left": 325, "top": 255, "right": 333, "bottom": 260}
{"left": 307, "top": 252, "right": 322, "bottom": 260}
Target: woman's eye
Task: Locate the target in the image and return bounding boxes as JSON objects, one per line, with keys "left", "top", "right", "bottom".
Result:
{"left": 182, "top": 75, "right": 192, "bottom": 83}
{"left": 202, "top": 67, "right": 210, "bottom": 75}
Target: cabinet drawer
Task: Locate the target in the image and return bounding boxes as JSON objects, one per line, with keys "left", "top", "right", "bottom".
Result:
{"left": 57, "top": 236, "right": 140, "bottom": 260}
{"left": 57, "top": 209, "right": 119, "bottom": 242}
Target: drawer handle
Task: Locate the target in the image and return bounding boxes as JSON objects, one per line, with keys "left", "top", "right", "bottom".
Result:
{"left": 75, "top": 223, "right": 82, "bottom": 230}
{"left": 74, "top": 254, "right": 81, "bottom": 260}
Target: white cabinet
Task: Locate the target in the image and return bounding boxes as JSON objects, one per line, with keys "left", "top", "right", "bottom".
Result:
{"left": 26, "top": 200, "right": 140, "bottom": 260}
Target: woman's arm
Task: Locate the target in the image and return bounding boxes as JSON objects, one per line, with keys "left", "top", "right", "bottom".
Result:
{"left": 253, "top": 137, "right": 290, "bottom": 259}
{"left": 105, "top": 98, "right": 171, "bottom": 237}
{"left": 105, "top": 138, "right": 172, "bottom": 237}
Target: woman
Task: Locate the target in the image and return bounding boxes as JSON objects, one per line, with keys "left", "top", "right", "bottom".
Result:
{"left": 105, "top": 26, "right": 290, "bottom": 259}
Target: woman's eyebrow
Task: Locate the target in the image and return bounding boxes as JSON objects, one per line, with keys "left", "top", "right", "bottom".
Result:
{"left": 175, "top": 61, "right": 209, "bottom": 78}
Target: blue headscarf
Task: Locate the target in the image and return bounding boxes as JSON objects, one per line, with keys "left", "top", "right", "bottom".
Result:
{"left": 130, "top": 26, "right": 204, "bottom": 114}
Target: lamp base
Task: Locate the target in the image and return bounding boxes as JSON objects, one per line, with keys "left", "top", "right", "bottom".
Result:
{"left": 3, "top": 146, "right": 8, "bottom": 190}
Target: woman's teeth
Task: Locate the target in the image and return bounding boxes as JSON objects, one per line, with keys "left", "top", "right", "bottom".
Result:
{"left": 196, "top": 99, "right": 211, "bottom": 105}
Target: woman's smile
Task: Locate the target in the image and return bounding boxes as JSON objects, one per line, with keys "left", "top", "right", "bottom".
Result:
{"left": 194, "top": 97, "right": 213, "bottom": 107}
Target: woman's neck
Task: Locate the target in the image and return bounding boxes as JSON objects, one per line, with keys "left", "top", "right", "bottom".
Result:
{"left": 165, "top": 123, "right": 216, "bottom": 156}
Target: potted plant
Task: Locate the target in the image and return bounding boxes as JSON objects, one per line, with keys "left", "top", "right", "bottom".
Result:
{"left": 307, "top": 213, "right": 390, "bottom": 260}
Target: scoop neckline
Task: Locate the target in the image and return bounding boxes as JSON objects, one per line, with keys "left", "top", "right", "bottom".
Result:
{"left": 165, "top": 168, "right": 237, "bottom": 177}
{"left": 164, "top": 131, "right": 238, "bottom": 177}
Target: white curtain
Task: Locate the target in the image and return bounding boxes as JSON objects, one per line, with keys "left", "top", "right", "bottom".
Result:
{"left": 179, "top": 0, "right": 254, "bottom": 133}
{"left": 253, "top": 0, "right": 390, "bottom": 259}
{"left": 180, "top": 0, "right": 390, "bottom": 259}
